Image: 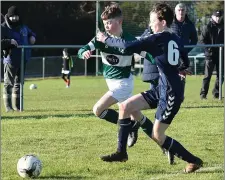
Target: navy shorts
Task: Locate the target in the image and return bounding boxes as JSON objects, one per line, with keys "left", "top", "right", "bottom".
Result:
{"left": 141, "top": 87, "right": 182, "bottom": 124}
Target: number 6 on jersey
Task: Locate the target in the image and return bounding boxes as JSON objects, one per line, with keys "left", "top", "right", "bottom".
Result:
{"left": 168, "top": 40, "right": 179, "bottom": 65}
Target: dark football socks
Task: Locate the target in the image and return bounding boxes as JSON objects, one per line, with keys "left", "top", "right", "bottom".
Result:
{"left": 162, "top": 136, "right": 198, "bottom": 163}
{"left": 99, "top": 109, "right": 118, "bottom": 124}
{"left": 117, "top": 118, "right": 132, "bottom": 153}
{"left": 140, "top": 116, "right": 153, "bottom": 138}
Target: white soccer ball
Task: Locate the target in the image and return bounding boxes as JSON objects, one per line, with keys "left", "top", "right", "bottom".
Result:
{"left": 29, "top": 84, "right": 37, "bottom": 90}
{"left": 17, "top": 154, "right": 42, "bottom": 178}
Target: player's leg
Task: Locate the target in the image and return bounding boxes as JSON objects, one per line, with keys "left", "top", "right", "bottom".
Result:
{"left": 61, "top": 73, "right": 67, "bottom": 83}
{"left": 12, "top": 67, "right": 21, "bottom": 111}
{"left": 3, "top": 63, "right": 14, "bottom": 112}
{"left": 149, "top": 82, "right": 170, "bottom": 157}
{"left": 66, "top": 73, "right": 71, "bottom": 87}
{"left": 127, "top": 113, "right": 140, "bottom": 147}
{"left": 212, "top": 60, "right": 220, "bottom": 99}
{"left": 93, "top": 91, "right": 118, "bottom": 124}
{"left": 154, "top": 121, "right": 203, "bottom": 173}
{"left": 200, "top": 59, "right": 214, "bottom": 99}
{"left": 135, "top": 89, "right": 175, "bottom": 164}
{"left": 100, "top": 93, "right": 152, "bottom": 162}
{"left": 112, "top": 75, "right": 142, "bottom": 147}
{"left": 104, "top": 75, "right": 141, "bottom": 147}
{"left": 126, "top": 93, "right": 151, "bottom": 148}
{"left": 93, "top": 90, "right": 140, "bottom": 148}
{"left": 152, "top": 96, "right": 203, "bottom": 173}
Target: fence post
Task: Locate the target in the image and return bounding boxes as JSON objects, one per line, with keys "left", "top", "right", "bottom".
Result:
{"left": 96, "top": 52, "right": 99, "bottom": 76}
{"left": 20, "top": 48, "right": 24, "bottom": 112}
{"left": 219, "top": 47, "right": 223, "bottom": 100}
{"left": 42, "top": 57, "right": 45, "bottom": 79}
{"left": 95, "top": 1, "right": 99, "bottom": 76}
{"left": 194, "top": 57, "right": 197, "bottom": 76}
{"left": 84, "top": 59, "right": 87, "bottom": 76}
{"left": 139, "top": 58, "right": 142, "bottom": 75}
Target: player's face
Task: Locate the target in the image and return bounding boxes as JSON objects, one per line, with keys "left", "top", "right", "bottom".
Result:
{"left": 175, "top": 7, "right": 186, "bottom": 22}
{"left": 103, "top": 18, "right": 122, "bottom": 35}
{"left": 149, "top": 12, "right": 165, "bottom": 34}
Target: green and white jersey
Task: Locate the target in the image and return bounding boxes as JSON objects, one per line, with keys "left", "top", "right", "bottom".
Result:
{"left": 78, "top": 32, "right": 136, "bottom": 79}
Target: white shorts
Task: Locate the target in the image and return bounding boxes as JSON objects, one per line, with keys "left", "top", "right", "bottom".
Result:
{"left": 105, "top": 74, "right": 133, "bottom": 103}
{"left": 61, "top": 70, "right": 70, "bottom": 74}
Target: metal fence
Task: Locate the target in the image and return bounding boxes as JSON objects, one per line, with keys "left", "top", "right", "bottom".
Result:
{"left": 16, "top": 44, "right": 224, "bottom": 111}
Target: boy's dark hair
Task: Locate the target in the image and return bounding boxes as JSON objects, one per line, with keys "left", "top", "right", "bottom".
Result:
{"left": 101, "top": 3, "right": 122, "bottom": 20}
{"left": 150, "top": 3, "right": 174, "bottom": 27}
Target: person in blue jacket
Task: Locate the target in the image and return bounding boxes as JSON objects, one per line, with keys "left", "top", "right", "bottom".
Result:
{"left": 1, "top": 6, "right": 36, "bottom": 112}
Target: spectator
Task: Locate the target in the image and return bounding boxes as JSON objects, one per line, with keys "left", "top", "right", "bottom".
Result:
{"left": 1, "top": 5, "right": 36, "bottom": 112}
{"left": 171, "top": 3, "right": 198, "bottom": 53}
{"left": 170, "top": 3, "right": 197, "bottom": 90}
{"left": 200, "top": 10, "right": 224, "bottom": 99}
{"left": 61, "top": 48, "right": 73, "bottom": 88}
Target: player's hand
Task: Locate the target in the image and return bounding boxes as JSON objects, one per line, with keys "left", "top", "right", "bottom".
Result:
{"left": 179, "top": 69, "right": 192, "bottom": 79}
{"left": 184, "top": 69, "right": 192, "bottom": 75}
{"left": 11, "top": 39, "right": 18, "bottom": 47}
{"left": 82, "top": 50, "right": 92, "bottom": 60}
{"left": 96, "top": 32, "right": 107, "bottom": 43}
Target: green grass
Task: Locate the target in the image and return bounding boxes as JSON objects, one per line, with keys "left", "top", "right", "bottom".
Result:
{"left": 1, "top": 75, "right": 224, "bottom": 180}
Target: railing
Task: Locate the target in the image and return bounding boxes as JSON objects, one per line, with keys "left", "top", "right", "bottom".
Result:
{"left": 18, "top": 45, "right": 83, "bottom": 111}
{"left": 17, "top": 44, "right": 224, "bottom": 111}
{"left": 134, "top": 54, "right": 206, "bottom": 75}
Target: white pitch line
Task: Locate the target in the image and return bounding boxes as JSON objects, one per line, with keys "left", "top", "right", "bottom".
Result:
{"left": 196, "top": 166, "right": 224, "bottom": 172}
{"left": 150, "top": 165, "right": 224, "bottom": 180}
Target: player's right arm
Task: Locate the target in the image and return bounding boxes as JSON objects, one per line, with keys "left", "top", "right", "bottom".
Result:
{"left": 77, "top": 37, "right": 100, "bottom": 60}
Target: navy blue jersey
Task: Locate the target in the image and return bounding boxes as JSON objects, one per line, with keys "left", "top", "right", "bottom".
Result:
{"left": 104, "top": 31, "right": 189, "bottom": 99}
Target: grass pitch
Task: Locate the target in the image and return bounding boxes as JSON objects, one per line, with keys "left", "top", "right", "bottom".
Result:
{"left": 1, "top": 76, "right": 224, "bottom": 180}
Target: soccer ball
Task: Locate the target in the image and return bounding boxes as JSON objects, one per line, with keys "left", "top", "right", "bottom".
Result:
{"left": 17, "top": 154, "right": 42, "bottom": 178}
{"left": 29, "top": 84, "right": 37, "bottom": 90}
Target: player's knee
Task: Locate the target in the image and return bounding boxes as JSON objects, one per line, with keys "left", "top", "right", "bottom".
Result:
{"left": 152, "top": 133, "right": 165, "bottom": 146}
{"left": 119, "top": 102, "right": 130, "bottom": 114}
{"left": 130, "top": 111, "right": 143, "bottom": 121}
{"left": 92, "top": 104, "right": 103, "bottom": 117}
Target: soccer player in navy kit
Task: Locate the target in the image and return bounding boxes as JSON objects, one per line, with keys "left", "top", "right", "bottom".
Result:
{"left": 97, "top": 3, "right": 203, "bottom": 173}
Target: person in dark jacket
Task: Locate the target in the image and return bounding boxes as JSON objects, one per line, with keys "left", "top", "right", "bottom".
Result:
{"left": 171, "top": 3, "right": 198, "bottom": 53}
{"left": 140, "top": 27, "right": 159, "bottom": 89}
{"left": 1, "top": 6, "right": 36, "bottom": 112}
{"left": 170, "top": 3, "right": 197, "bottom": 90}
{"left": 200, "top": 10, "right": 224, "bottom": 99}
